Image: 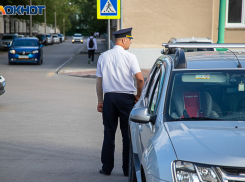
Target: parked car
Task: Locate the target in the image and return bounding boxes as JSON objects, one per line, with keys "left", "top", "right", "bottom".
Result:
{"left": 8, "top": 37, "right": 43, "bottom": 65}
{"left": 1, "top": 34, "right": 18, "bottom": 50}
{"left": 72, "top": 33, "right": 83, "bottom": 44}
{"left": 0, "top": 39, "right": 4, "bottom": 51}
{"left": 163, "top": 37, "right": 215, "bottom": 54}
{"left": 0, "top": 73, "right": 5, "bottom": 96}
{"left": 46, "top": 34, "right": 53, "bottom": 45}
{"left": 45, "top": 34, "right": 53, "bottom": 45}
{"left": 36, "top": 34, "right": 48, "bottom": 45}
{"left": 52, "top": 34, "right": 60, "bottom": 44}
{"left": 60, "top": 34, "right": 65, "bottom": 42}
{"left": 128, "top": 43, "right": 245, "bottom": 182}
{"left": 57, "top": 33, "right": 62, "bottom": 43}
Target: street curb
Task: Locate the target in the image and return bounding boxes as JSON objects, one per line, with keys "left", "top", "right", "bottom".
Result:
{"left": 60, "top": 71, "right": 148, "bottom": 81}
{"left": 56, "top": 56, "right": 75, "bottom": 74}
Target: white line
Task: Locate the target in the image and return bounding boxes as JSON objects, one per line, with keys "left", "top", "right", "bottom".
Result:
{"left": 55, "top": 56, "right": 74, "bottom": 74}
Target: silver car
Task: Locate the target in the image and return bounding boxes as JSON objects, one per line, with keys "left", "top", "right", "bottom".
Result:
{"left": 0, "top": 73, "right": 5, "bottom": 95}
{"left": 129, "top": 43, "right": 245, "bottom": 182}
{"left": 163, "top": 37, "right": 215, "bottom": 54}
{"left": 2, "top": 34, "right": 18, "bottom": 50}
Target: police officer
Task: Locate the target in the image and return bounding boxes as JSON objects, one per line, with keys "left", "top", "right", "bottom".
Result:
{"left": 96, "top": 28, "right": 144, "bottom": 176}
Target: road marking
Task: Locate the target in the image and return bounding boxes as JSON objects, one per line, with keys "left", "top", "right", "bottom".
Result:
{"left": 55, "top": 56, "right": 74, "bottom": 74}
{"left": 46, "top": 72, "right": 56, "bottom": 77}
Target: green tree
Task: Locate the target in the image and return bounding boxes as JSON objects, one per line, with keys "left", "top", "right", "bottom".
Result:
{"left": 70, "top": 0, "right": 107, "bottom": 34}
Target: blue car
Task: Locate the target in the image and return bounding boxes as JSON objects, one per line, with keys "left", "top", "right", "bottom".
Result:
{"left": 8, "top": 38, "right": 43, "bottom": 65}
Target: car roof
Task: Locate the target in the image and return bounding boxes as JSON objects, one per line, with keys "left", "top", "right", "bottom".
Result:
{"left": 168, "top": 51, "right": 245, "bottom": 70}
{"left": 170, "top": 37, "right": 213, "bottom": 43}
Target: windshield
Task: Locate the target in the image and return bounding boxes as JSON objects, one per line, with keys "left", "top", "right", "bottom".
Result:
{"left": 2, "top": 35, "right": 17, "bottom": 40}
{"left": 46, "top": 34, "right": 51, "bottom": 37}
{"left": 13, "top": 40, "right": 39, "bottom": 47}
{"left": 74, "top": 34, "right": 82, "bottom": 37}
{"left": 166, "top": 70, "right": 245, "bottom": 121}
{"left": 36, "top": 35, "right": 45, "bottom": 39}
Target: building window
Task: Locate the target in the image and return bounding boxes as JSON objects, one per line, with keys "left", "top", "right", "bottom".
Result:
{"left": 226, "top": 0, "right": 245, "bottom": 27}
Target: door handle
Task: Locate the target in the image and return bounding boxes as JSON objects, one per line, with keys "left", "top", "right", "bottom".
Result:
{"left": 139, "top": 125, "right": 143, "bottom": 133}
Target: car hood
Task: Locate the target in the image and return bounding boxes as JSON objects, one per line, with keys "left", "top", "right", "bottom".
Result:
{"left": 165, "top": 121, "right": 245, "bottom": 167}
{"left": 13, "top": 47, "right": 39, "bottom": 51}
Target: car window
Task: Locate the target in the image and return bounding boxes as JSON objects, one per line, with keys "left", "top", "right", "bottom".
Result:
{"left": 148, "top": 64, "right": 165, "bottom": 115}
{"left": 74, "top": 34, "right": 82, "bottom": 37}
{"left": 2, "top": 36, "right": 17, "bottom": 40}
{"left": 13, "top": 40, "right": 39, "bottom": 46}
{"left": 166, "top": 70, "right": 245, "bottom": 121}
{"left": 144, "top": 64, "right": 161, "bottom": 106}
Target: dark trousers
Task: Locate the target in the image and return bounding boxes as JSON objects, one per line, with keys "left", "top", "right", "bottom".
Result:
{"left": 88, "top": 50, "right": 95, "bottom": 62}
{"left": 101, "top": 93, "right": 135, "bottom": 174}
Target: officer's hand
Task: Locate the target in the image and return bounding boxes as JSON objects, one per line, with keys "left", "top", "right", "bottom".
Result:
{"left": 97, "top": 103, "right": 103, "bottom": 113}
{"left": 135, "top": 95, "right": 140, "bottom": 103}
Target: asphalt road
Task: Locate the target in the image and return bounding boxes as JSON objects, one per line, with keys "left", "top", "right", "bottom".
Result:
{"left": 0, "top": 38, "right": 127, "bottom": 182}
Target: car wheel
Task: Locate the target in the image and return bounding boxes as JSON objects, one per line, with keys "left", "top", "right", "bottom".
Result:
{"left": 128, "top": 141, "right": 137, "bottom": 182}
{"left": 37, "top": 59, "right": 42, "bottom": 65}
{"left": 8, "top": 61, "right": 13, "bottom": 65}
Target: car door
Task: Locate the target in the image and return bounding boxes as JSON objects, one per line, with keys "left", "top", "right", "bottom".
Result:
{"left": 139, "top": 62, "right": 165, "bottom": 154}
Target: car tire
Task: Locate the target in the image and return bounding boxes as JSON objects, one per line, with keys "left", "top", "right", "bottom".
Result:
{"left": 128, "top": 140, "right": 137, "bottom": 182}
{"left": 8, "top": 61, "right": 13, "bottom": 65}
{"left": 37, "top": 59, "right": 42, "bottom": 65}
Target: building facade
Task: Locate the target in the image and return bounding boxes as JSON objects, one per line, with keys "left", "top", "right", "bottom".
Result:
{"left": 110, "top": 0, "right": 245, "bottom": 68}
{"left": 0, "top": 15, "right": 58, "bottom": 38}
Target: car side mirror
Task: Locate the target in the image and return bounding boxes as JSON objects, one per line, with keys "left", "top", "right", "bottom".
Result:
{"left": 40, "top": 44, "right": 43, "bottom": 48}
{"left": 130, "top": 107, "right": 150, "bottom": 123}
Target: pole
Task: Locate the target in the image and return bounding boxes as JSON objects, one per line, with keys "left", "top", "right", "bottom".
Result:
{"left": 44, "top": 1, "right": 46, "bottom": 33}
{"left": 120, "top": 0, "right": 123, "bottom": 29}
{"left": 108, "top": 19, "right": 110, "bottom": 49}
{"left": 63, "top": 18, "right": 65, "bottom": 37}
{"left": 217, "top": 0, "right": 226, "bottom": 44}
{"left": 30, "top": 0, "right": 32, "bottom": 36}
{"left": 54, "top": 11, "right": 56, "bottom": 33}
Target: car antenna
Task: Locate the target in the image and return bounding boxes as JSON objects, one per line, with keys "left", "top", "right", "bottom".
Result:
{"left": 228, "top": 49, "right": 242, "bottom": 68}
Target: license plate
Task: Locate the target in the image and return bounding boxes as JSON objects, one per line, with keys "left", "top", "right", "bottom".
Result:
{"left": 19, "top": 55, "right": 29, "bottom": 59}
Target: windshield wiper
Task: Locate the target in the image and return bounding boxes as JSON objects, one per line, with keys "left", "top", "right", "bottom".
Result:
{"left": 171, "top": 117, "right": 221, "bottom": 121}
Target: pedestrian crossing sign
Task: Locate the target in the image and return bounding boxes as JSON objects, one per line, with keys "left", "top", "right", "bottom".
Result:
{"left": 97, "top": 0, "right": 120, "bottom": 19}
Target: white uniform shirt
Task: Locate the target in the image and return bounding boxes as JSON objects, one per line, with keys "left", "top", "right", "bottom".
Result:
{"left": 87, "top": 36, "right": 97, "bottom": 50}
{"left": 96, "top": 45, "right": 141, "bottom": 94}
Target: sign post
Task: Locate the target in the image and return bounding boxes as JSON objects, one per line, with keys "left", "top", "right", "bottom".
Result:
{"left": 97, "top": 0, "right": 121, "bottom": 49}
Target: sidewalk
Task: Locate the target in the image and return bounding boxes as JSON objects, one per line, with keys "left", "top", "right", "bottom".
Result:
{"left": 58, "top": 38, "right": 151, "bottom": 79}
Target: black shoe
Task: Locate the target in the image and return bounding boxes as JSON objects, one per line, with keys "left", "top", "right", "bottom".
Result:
{"left": 99, "top": 169, "right": 110, "bottom": 176}
{"left": 124, "top": 173, "right": 129, "bottom": 177}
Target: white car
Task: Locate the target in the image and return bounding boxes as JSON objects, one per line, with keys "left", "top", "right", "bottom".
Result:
{"left": 0, "top": 73, "right": 5, "bottom": 96}
{"left": 72, "top": 34, "right": 83, "bottom": 44}
{"left": 52, "top": 34, "right": 60, "bottom": 44}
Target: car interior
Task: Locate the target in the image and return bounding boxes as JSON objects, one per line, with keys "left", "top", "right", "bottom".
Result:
{"left": 169, "top": 71, "right": 245, "bottom": 120}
